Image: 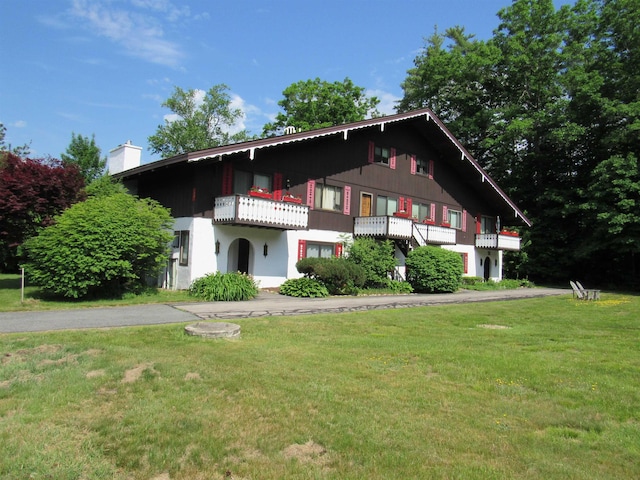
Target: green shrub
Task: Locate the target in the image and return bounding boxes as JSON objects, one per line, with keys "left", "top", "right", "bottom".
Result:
{"left": 279, "top": 277, "right": 329, "bottom": 298}
{"left": 406, "top": 246, "right": 462, "bottom": 293}
{"left": 346, "top": 238, "right": 397, "bottom": 288}
{"left": 23, "top": 193, "right": 173, "bottom": 299}
{"left": 295, "top": 257, "right": 367, "bottom": 295}
{"left": 189, "top": 272, "right": 258, "bottom": 301}
{"left": 385, "top": 280, "right": 414, "bottom": 294}
{"left": 461, "top": 276, "right": 485, "bottom": 286}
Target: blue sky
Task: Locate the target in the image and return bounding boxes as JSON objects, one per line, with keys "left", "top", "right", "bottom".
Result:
{"left": 1, "top": 0, "right": 572, "bottom": 165}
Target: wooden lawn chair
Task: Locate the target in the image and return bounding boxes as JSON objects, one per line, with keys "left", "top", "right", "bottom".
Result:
{"left": 576, "top": 281, "right": 601, "bottom": 301}
{"left": 570, "top": 280, "right": 586, "bottom": 300}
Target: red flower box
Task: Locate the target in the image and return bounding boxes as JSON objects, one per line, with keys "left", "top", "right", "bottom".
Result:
{"left": 282, "top": 196, "right": 302, "bottom": 204}
{"left": 422, "top": 219, "right": 435, "bottom": 225}
{"left": 440, "top": 222, "right": 451, "bottom": 228}
{"left": 393, "top": 211, "right": 411, "bottom": 218}
{"left": 249, "top": 190, "right": 272, "bottom": 199}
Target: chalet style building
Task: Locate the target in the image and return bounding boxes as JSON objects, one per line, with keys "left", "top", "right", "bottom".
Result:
{"left": 110, "top": 108, "right": 530, "bottom": 290}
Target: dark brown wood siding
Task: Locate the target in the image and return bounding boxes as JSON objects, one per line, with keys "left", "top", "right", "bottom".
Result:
{"left": 130, "top": 122, "right": 501, "bottom": 245}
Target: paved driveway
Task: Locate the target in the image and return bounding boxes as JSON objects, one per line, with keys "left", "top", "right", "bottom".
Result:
{"left": 0, "top": 288, "right": 569, "bottom": 333}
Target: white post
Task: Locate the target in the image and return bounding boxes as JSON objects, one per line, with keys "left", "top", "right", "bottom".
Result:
{"left": 21, "top": 267, "right": 25, "bottom": 303}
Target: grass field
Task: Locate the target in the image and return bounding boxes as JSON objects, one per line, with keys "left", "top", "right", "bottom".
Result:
{"left": 1, "top": 292, "right": 638, "bottom": 479}
{"left": 0, "top": 273, "right": 195, "bottom": 312}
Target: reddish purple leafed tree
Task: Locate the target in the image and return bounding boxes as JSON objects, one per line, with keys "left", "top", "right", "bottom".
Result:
{"left": 0, "top": 153, "right": 85, "bottom": 271}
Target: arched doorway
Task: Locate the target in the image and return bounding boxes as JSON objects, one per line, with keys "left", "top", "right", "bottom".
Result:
{"left": 237, "top": 238, "right": 250, "bottom": 274}
{"left": 483, "top": 256, "right": 491, "bottom": 281}
{"left": 227, "top": 238, "right": 252, "bottom": 274}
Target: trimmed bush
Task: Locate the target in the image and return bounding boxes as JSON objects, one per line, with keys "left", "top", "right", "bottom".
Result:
{"left": 346, "top": 237, "right": 397, "bottom": 288}
{"left": 406, "top": 246, "right": 463, "bottom": 293}
{"left": 279, "top": 277, "right": 329, "bottom": 298}
{"left": 189, "top": 272, "right": 258, "bottom": 301}
{"left": 23, "top": 193, "right": 173, "bottom": 299}
{"left": 296, "top": 257, "right": 367, "bottom": 295}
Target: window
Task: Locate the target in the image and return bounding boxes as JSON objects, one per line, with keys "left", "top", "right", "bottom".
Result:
{"left": 374, "top": 146, "right": 391, "bottom": 165}
{"left": 314, "top": 183, "right": 343, "bottom": 211}
{"left": 306, "top": 243, "right": 335, "bottom": 258}
{"left": 234, "top": 170, "right": 272, "bottom": 194}
{"left": 412, "top": 203, "right": 433, "bottom": 222}
{"left": 416, "top": 157, "right": 429, "bottom": 175}
{"left": 480, "top": 216, "right": 496, "bottom": 234}
{"left": 448, "top": 209, "right": 463, "bottom": 229}
{"left": 376, "top": 195, "right": 397, "bottom": 216}
{"left": 174, "top": 230, "right": 190, "bottom": 266}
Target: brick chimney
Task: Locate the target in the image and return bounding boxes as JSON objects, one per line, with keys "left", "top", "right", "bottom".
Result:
{"left": 108, "top": 140, "right": 142, "bottom": 175}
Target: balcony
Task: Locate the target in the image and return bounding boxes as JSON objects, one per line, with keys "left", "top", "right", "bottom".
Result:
{"left": 475, "top": 233, "right": 521, "bottom": 251}
{"left": 214, "top": 195, "right": 309, "bottom": 230}
{"left": 353, "top": 216, "right": 413, "bottom": 239}
{"left": 413, "top": 223, "right": 457, "bottom": 245}
{"left": 353, "top": 216, "right": 456, "bottom": 245}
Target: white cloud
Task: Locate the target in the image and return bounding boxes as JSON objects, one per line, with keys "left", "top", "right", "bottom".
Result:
{"left": 366, "top": 89, "right": 401, "bottom": 116}
{"left": 12, "top": 120, "right": 27, "bottom": 128}
{"left": 69, "top": 0, "right": 185, "bottom": 68}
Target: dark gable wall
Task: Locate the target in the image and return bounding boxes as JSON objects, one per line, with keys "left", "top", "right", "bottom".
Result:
{"left": 132, "top": 120, "right": 499, "bottom": 246}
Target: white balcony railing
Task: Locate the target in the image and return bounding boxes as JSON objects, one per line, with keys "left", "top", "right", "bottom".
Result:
{"left": 214, "top": 195, "right": 309, "bottom": 229}
{"left": 353, "top": 216, "right": 413, "bottom": 239}
{"left": 413, "top": 223, "right": 457, "bottom": 245}
{"left": 475, "top": 233, "right": 521, "bottom": 251}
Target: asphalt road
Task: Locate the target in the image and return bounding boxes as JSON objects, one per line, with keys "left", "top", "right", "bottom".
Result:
{"left": 0, "top": 288, "right": 570, "bottom": 333}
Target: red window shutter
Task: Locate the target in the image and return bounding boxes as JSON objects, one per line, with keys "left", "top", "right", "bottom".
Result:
{"left": 343, "top": 185, "right": 351, "bottom": 215}
{"left": 462, "top": 209, "right": 467, "bottom": 232}
{"left": 428, "top": 160, "right": 434, "bottom": 180}
{"left": 406, "top": 198, "right": 413, "bottom": 215}
{"left": 410, "top": 155, "right": 417, "bottom": 175}
{"left": 306, "top": 179, "right": 315, "bottom": 209}
{"left": 297, "top": 240, "right": 307, "bottom": 260}
{"left": 398, "top": 196, "right": 405, "bottom": 212}
{"left": 390, "top": 147, "right": 396, "bottom": 170}
{"left": 476, "top": 215, "right": 482, "bottom": 234}
{"left": 368, "top": 141, "right": 375, "bottom": 163}
{"left": 273, "top": 172, "right": 283, "bottom": 201}
{"left": 462, "top": 253, "right": 468, "bottom": 274}
{"left": 442, "top": 205, "right": 448, "bottom": 223}
{"left": 430, "top": 203, "right": 436, "bottom": 221}
{"left": 335, "top": 243, "right": 343, "bottom": 257}
{"left": 221, "top": 163, "right": 233, "bottom": 195}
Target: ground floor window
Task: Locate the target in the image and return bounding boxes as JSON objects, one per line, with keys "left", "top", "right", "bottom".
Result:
{"left": 173, "top": 230, "right": 190, "bottom": 266}
{"left": 306, "top": 243, "right": 335, "bottom": 258}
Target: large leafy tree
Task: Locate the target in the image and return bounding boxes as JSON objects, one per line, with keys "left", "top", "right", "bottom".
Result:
{"left": 0, "top": 153, "right": 85, "bottom": 271}
{"left": 23, "top": 192, "right": 173, "bottom": 299}
{"left": 60, "top": 132, "right": 107, "bottom": 183}
{"left": 398, "top": 0, "right": 640, "bottom": 286}
{"left": 262, "top": 77, "right": 380, "bottom": 136}
{"left": 148, "top": 84, "right": 251, "bottom": 158}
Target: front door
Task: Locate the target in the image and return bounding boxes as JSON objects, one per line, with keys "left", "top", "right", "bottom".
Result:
{"left": 484, "top": 256, "right": 491, "bottom": 280}
{"left": 237, "top": 238, "right": 250, "bottom": 274}
{"left": 360, "top": 193, "right": 372, "bottom": 217}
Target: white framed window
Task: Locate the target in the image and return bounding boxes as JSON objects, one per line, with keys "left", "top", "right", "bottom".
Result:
{"left": 306, "top": 243, "right": 335, "bottom": 258}
{"left": 173, "top": 230, "right": 190, "bottom": 266}
{"left": 314, "top": 183, "right": 343, "bottom": 211}
{"left": 412, "top": 203, "right": 433, "bottom": 222}
{"left": 376, "top": 195, "right": 398, "bottom": 216}
{"left": 448, "top": 209, "right": 463, "bottom": 229}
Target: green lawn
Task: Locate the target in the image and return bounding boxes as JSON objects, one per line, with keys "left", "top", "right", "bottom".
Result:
{"left": 0, "top": 273, "right": 194, "bottom": 312}
{"left": 1, "top": 293, "right": 638, "bottom": 479}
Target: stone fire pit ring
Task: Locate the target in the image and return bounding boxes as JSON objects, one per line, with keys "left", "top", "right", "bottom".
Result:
{"left": 184, "top": 322, "right": 241, "bottom": 339}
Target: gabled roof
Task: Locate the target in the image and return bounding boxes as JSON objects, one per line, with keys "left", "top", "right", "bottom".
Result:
{"left": 116, "top": 108, "right": 530, "bottom": 226}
